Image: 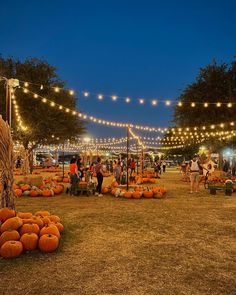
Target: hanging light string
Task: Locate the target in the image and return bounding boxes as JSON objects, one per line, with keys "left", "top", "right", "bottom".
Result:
{"left": 20, "top": 87, "right": 236, "bottom": 133}
{"left": 21, "top": 80, "right": 236, "bottom": 108}
{"left": 12, "top": 93, "right": 28, "bottom": 131}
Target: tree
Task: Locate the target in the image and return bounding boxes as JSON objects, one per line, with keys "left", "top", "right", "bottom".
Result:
{"left": 0, "top": 57, "right": 86, "bottom": 170}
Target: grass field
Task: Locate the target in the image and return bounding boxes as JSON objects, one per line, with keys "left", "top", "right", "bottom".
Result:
{"left": 1, "top": 169, "right": 236, "bottom": 295}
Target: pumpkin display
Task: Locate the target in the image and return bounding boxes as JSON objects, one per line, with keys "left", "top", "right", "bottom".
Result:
{"left": 0, "top": 208, "right": 15, "bottom": 222}
{"left": 1, "top": 217, "right": 23, "bottom": 233}
{"left": 40, "top": 224, "right": 60, "bottom": 239}
{"left": 20, "top": 233, "right": 38, "bottom": 251}
{"left": 0, "top": 230, "right": 20, "bottom": 247}
{"left": 17, "top": 212, "right": 33, "bottom": 219}
{"left": 38, "top": 234, "right": 59, "bottom": 253}
{"left": 0, "top": 241, "right": 23, "bottom": 258}
{"left": 20, "top": 223, "right": 40, "bottom": 235}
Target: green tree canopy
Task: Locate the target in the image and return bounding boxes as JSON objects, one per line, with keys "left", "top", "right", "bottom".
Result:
{"left": 0, "top": 57, "right": 85, "bottom": 149}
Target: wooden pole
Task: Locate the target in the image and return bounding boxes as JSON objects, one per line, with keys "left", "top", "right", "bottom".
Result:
{"left": 62, "top": 142, "right": 65, "bottom": 178}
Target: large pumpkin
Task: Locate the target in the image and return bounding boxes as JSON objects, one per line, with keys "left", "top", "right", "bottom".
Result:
{"left": 123, "top": 191, "right": 133, "bottom": 199}
{"left": 38, "top": 234, "right": 59, "bottom": 253}
{"left": 17, "top": 212, "right": 33, "bottom": 219}
{"left": 0, "top": 230, "right": 20, "bottom": 247}
{"left": 0, "top": 240, "right": 23, "bottom": 258}
{"left": 20, "top": 223, "right": 40, "bottom": 235}
{"left": 20, "top": 233, "right": 38, "bottom": 251}
{"left": 1, "top": 217, "right": 23, "bottom": 233}
{"left": 132, "top": 191, "right": 142, "bottom": 199}
{"left": 0, "top": 208, "right": 16, "bottom": 222}
{"left": 40, "top": 224, "right": 60, "bottom": 239}
{"left": 143, "top": 191, "right": 153, "bottom": 198}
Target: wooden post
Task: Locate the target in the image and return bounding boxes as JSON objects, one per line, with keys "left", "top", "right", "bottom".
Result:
{"left": 126, "top": 127, "right": 130, "bottom": 191}
{"left": 62, "top": 142, "right": 65, "bottom": 178}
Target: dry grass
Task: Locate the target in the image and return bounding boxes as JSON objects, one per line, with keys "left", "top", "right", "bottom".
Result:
{"left": 1, "top": 169, "right": 236, "bottom": 295}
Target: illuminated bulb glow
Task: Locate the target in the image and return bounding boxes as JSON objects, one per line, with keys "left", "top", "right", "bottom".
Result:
{"left": 69, "top": 90, "right": 74, "bottom": 95}
{"left": 84, "top": 92, "right": 89, "bottom": 97}
{"left": 151, "top": 100, "right": 157, "bottom": 106}
{"left": 54, "top": 87, "right": 60, "bottom": 92}
{"left": 216, "top": 102, "right": 221, "bottom": 107}
{"left": 204, "top": 103, "right": 208, "bottom": 107}
{"left": 227, "top": 103, "right": 232, "bottom": 108}
{"left": 178, "top": 102, "right": 182, "bottom": 107}
{"left": 165, "top": 100, "right": 171, "bottom": 106}
{"left": 139, "top": 99, "right": 144, "bottom": 104}
{"left": 24, "top": 82, "right": 29, "bottom": 87}
{"left": 125, "top": 97, "right": 131, "bottom": 103}
{"left": 191, "top": 102, "right": 196, "bottom": 107}
{"left": 111, "top": 95, "right": 117, "bottom": 101}
{"left": 98, "top": 94, "right": 103, "bottom": 100}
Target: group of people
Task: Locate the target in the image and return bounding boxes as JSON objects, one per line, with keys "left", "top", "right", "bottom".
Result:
{"left": 69, "top": 157, "right": 105, "bottom": 197}
{"left": 154, "top": 159, "right": 167, "bottom": 177}
{"left": 112, "top": 158, "right": 136, "bottom": 184}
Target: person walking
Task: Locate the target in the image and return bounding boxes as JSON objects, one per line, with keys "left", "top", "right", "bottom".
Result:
{"left": 69, "top": 158, "right": 80, "bottom": 196}
{"left": 95, "top": 157, "right": 105, "bottom": 197}
{"left": 188, "top": 155, "right": 202, "bottom": 194}
{"left": 162, "top": 160, "right": 167, "bottom": 173}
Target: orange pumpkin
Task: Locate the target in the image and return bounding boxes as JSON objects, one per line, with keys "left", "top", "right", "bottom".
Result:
{"left": 0, "top": 240, "right": 23, "bottom": 258}
{"left": 41, "top": 216, "right": 51, "bottom": 225}
{"left": 42, "top": 189, "right": 52, "bottom": 197}
{"left": 21, "top": 184, "right": 31, "bottom": 191}
{"left": 14, "top": 188, "right": 23, "bottom": 197}
{"left": 112, "top": 181, "right": 119, "bottom": 188}
{"left": 1, "top": 217, "right": 23, "bottom": 233}
{"left": 0, "top": 208, "right": 15, "bottom": 222}
{"left": 38, "top": 234, "right": 59, "bottom": 253}
{"left": 63, "top": 178, "right": 70, "bottom": 183}
{"left": 17, "top": 212, "right": 33, "bottom": 219}
{"left": 48, "top": 215, "right": 60, "bottom": 223}
{"left": 0, "top": 230, "right": 20, "bottom": 247}
{"left": 132, "top": 191, "right": 142, "bottom": 199}
{"left": 52, "top": 186, "right": 62, "bottom": 195}
{"left": 31, "top": 216, "right": 44, "bottom": 229}
{"left": 35, "top": 210, "right": 50, "bottom": 217}
{"left": 29, "top": 190, "right": 39, "bottom": 197}
{"left": 153, "top": 192, "right": 164, "bottom": 199}
{"left": 40, "top": 224, "right": 60, "bottom": 239}
{"left": 20, "top": 233, "right": 38, "bottom": 251}
{"left": 101, "top": 187, "right": 109, "bottom": 194}
{"left": 123, "top": 191, "right": 133, "bottom": 199}
{"left": 20, "top": 223, "right": 40, "bottom": 235}
{"left": 52, "top": 222, "right": 64, "bottom": 233}
{"left": 143, "top": 191, "right": 153, "bottom": 198}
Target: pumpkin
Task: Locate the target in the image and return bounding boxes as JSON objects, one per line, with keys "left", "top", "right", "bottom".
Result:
{"left": 42, "top": 189, "right": 52, "bottom": 197}
{"left": 40, "top": 224, "right": 60, "bottom": 239}
{"left": 30, "top": 216, "right": 44, "bottom": 229}
{"left": 0, "top": 240, "right": 23, "bottom": 258}
{"left": 101, "top": 187, "right": 109, "bottom": 194}
{"left": 22, "top": 218, "right": 35, "bottom": 224}
{"left": 20, "top": 233, "right": 38, "bottom": 251}
{"left": 1, "top": 217, "right": 23, "bottom": 233}
{"left": 20, "top": 223, "right": 40, "bottom": 235}
{"left": 14, "top": 188, "right": 23, "bottom": 197}
{"left": 132, "top": 191, "right": 142, "bottom": 199}
{"left": 35, "top": 211, "right": 50, "bottom": 217}
{"left": 123, "top": 191, "right": 133, "bottom": 199}
{"left": 143, "top": 191, "right": 153, "bottom": 198}
{"left": 112, "top": 181, "right": 119, "bottom": 187}
{"left": 0, "top": 208, "right": 15, "bottom": 222}
{"left": 38, "top": 234, "right": 59, "bottom": 253}
{"left": 63, "top": 178, "right": 70, "bottom": 183}
{"left": 41, "top": 217, "right": 51, "bottom": 225}
{"left": 52, "top": 186, "right": 62, "bottom": 195}
{"left": 52, "top": 222, "right": 64, "bottom": 233}
{"left": 23, "top": 190, "right": 30, "bottom": 196}
{"left": 29, "top": 190, "right": 39, "bottom": 197}
{"left": 153, "top": 192, "right": 164, "bottom": 199}
{"left": 0, "top": 230, "right": 20, "bottom": 247}
{"left": 17, "top": 212, "right": 33, "bottom": 219}
{"left": 48, "top": 215, "right": 60, "bottom": 223}
{"left": 21, "top": 184, "right": 31, "bottom": 191}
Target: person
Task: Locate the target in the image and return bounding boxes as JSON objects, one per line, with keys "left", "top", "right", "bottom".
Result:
{"left": 130, "top": 159, "right": 136, "bottom": 174}
{"left": 95, "top": 157, "right": 105, "bottom": 197}
{"left": 154, "top": 160, "right": 159, "bottom": 178}
{"left": 223, "top": 159, "right": 229, "bottom": 173}
{"left": 16, "top": 156, "right": 22, "bottom": 168}
{"left": 114, "top": 161, "right": 121, "bottom": 184}
{"left": 77, "top": 157, "right": 84, "bottom": 179}
{"left": 188, "top": 155, "right": 202, "bottom": 194}
{"left": 162, "top": 160, "right": 167, "bottom": 173}
{"left": 232, "top": 160, "right": 236, "bottom": 176}
{"left": 69, "top": 158, "right": 80, "bottom": 196}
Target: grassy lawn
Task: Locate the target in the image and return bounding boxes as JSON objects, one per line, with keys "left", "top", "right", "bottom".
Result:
{"left": 0, "top": 169, "right": 236, "bottom": 295}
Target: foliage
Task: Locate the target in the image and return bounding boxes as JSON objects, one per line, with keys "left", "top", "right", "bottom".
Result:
{"left": 0, "top": 57, "right": 85, "bottom": 149}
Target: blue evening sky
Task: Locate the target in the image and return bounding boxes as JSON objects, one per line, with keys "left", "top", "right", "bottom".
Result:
{"left": 0, "top": 0, "right": 235, "bottom": 137}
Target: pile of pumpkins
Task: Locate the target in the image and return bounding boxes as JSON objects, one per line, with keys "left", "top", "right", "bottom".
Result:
{"left": 0, "top": 208, "right": 64, "bottom": 258}
{"left": 102, "top": 186, "right": 167, "bottom": 199}
{"left": 13, "top": 178, "right": 64, "bottom": 198}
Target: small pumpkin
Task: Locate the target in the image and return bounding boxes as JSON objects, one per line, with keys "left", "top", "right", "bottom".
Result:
{"left": 132, "top": 191, "right": 142, "bottom": 199}
{"left": 20, "top": 223, "right": 40, "bottom": 235}
{"left": 48, "top": 215, "right": 60, "bottom": 223}
{"left": 35, "top": 211, "right": 50, "bottom": 217}
{"left": 42, "top": 189, "right": 52, "bottom": 197}
{"left": 101, "top": 187, "right": 109, "bottom": 194}
{"left": 20, "top": 233, "right": 38, "bottom": 251}
{"left": 21, "top": 184, "right": 31, "bottom": 191}
{"left": 0, "top": 240, "right": 23, "bottom": 258}
{"left": 0, "top": 208, "right": 15, "bottom": 222}
{"left": 31, "top": 216, "right": 44, "bottom": 229}
{"left": 41, "top": 216, "right": 51, "bottom": 225}
{"left": 123, "top": 191, "right": 133, "bottom": 199}
{"left": 38, "top": 234, "right": 59, "bottom": 253}
{"left": 52, "top": 222, "right": 64, "bottom": 233}
{"left": 143, "top": 191, "right": 153, "bottom": 198}
{"left": 40, "top": 224, "right": 60, "bottom": 239}
{"left": 0, "top": 230, "right": 20, "bottom": 247}
{"left": 17, "top": 212, "right": 33, "bottom": 219}
{"left": 14, "top": 188, "right": 23, "bottom": 198}
{"left": 1, "top": 217, "right": 23, "bottom": 233}
{"left": 29, "top": 190, "right": 39, "bottom": 197}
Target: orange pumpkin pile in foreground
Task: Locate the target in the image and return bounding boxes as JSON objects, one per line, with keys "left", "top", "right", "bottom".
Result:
{"left": 0, "top": 208, "right": 64, "bottom": 258}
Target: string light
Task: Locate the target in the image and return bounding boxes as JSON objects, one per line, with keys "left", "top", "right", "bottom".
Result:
{"left": 191, "top": 102, "right": 196, "bottom": 107}
{"left": 111, "top": 95, "right": 117, "bottom": 101}
{"left": 204, "top": 102, "right": 208, "bottom": 107}
{"left": 216, "top": 102, "right": 221, "bottom": 107}
{"left": 69, "top": 90, "right": 74, "bottom": 95}
{"left": 165, "top": 100, "right": 171, "bottom": 106}
{"left": 125, "top": 97, "right": 131, "bottom": 103}
{"left": 227, "top": 103, "right": 232, "bottom": 108}
{"left": 54, "top": 87, "right": 60, "bottom": 93}
{"left": 84, "top": 92, "right": 89, "bottom": 97}
{"left": 139, "top": 99, "right": 144, "bottom": 104}
{"left": 98, "top": 94, "right": 103, "bottom": 100}
{"left": 151, "top": 100, "right": 157, "bottom": 106}
{"left": 178, "top": 102, "right": 182, "bottom": 107}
